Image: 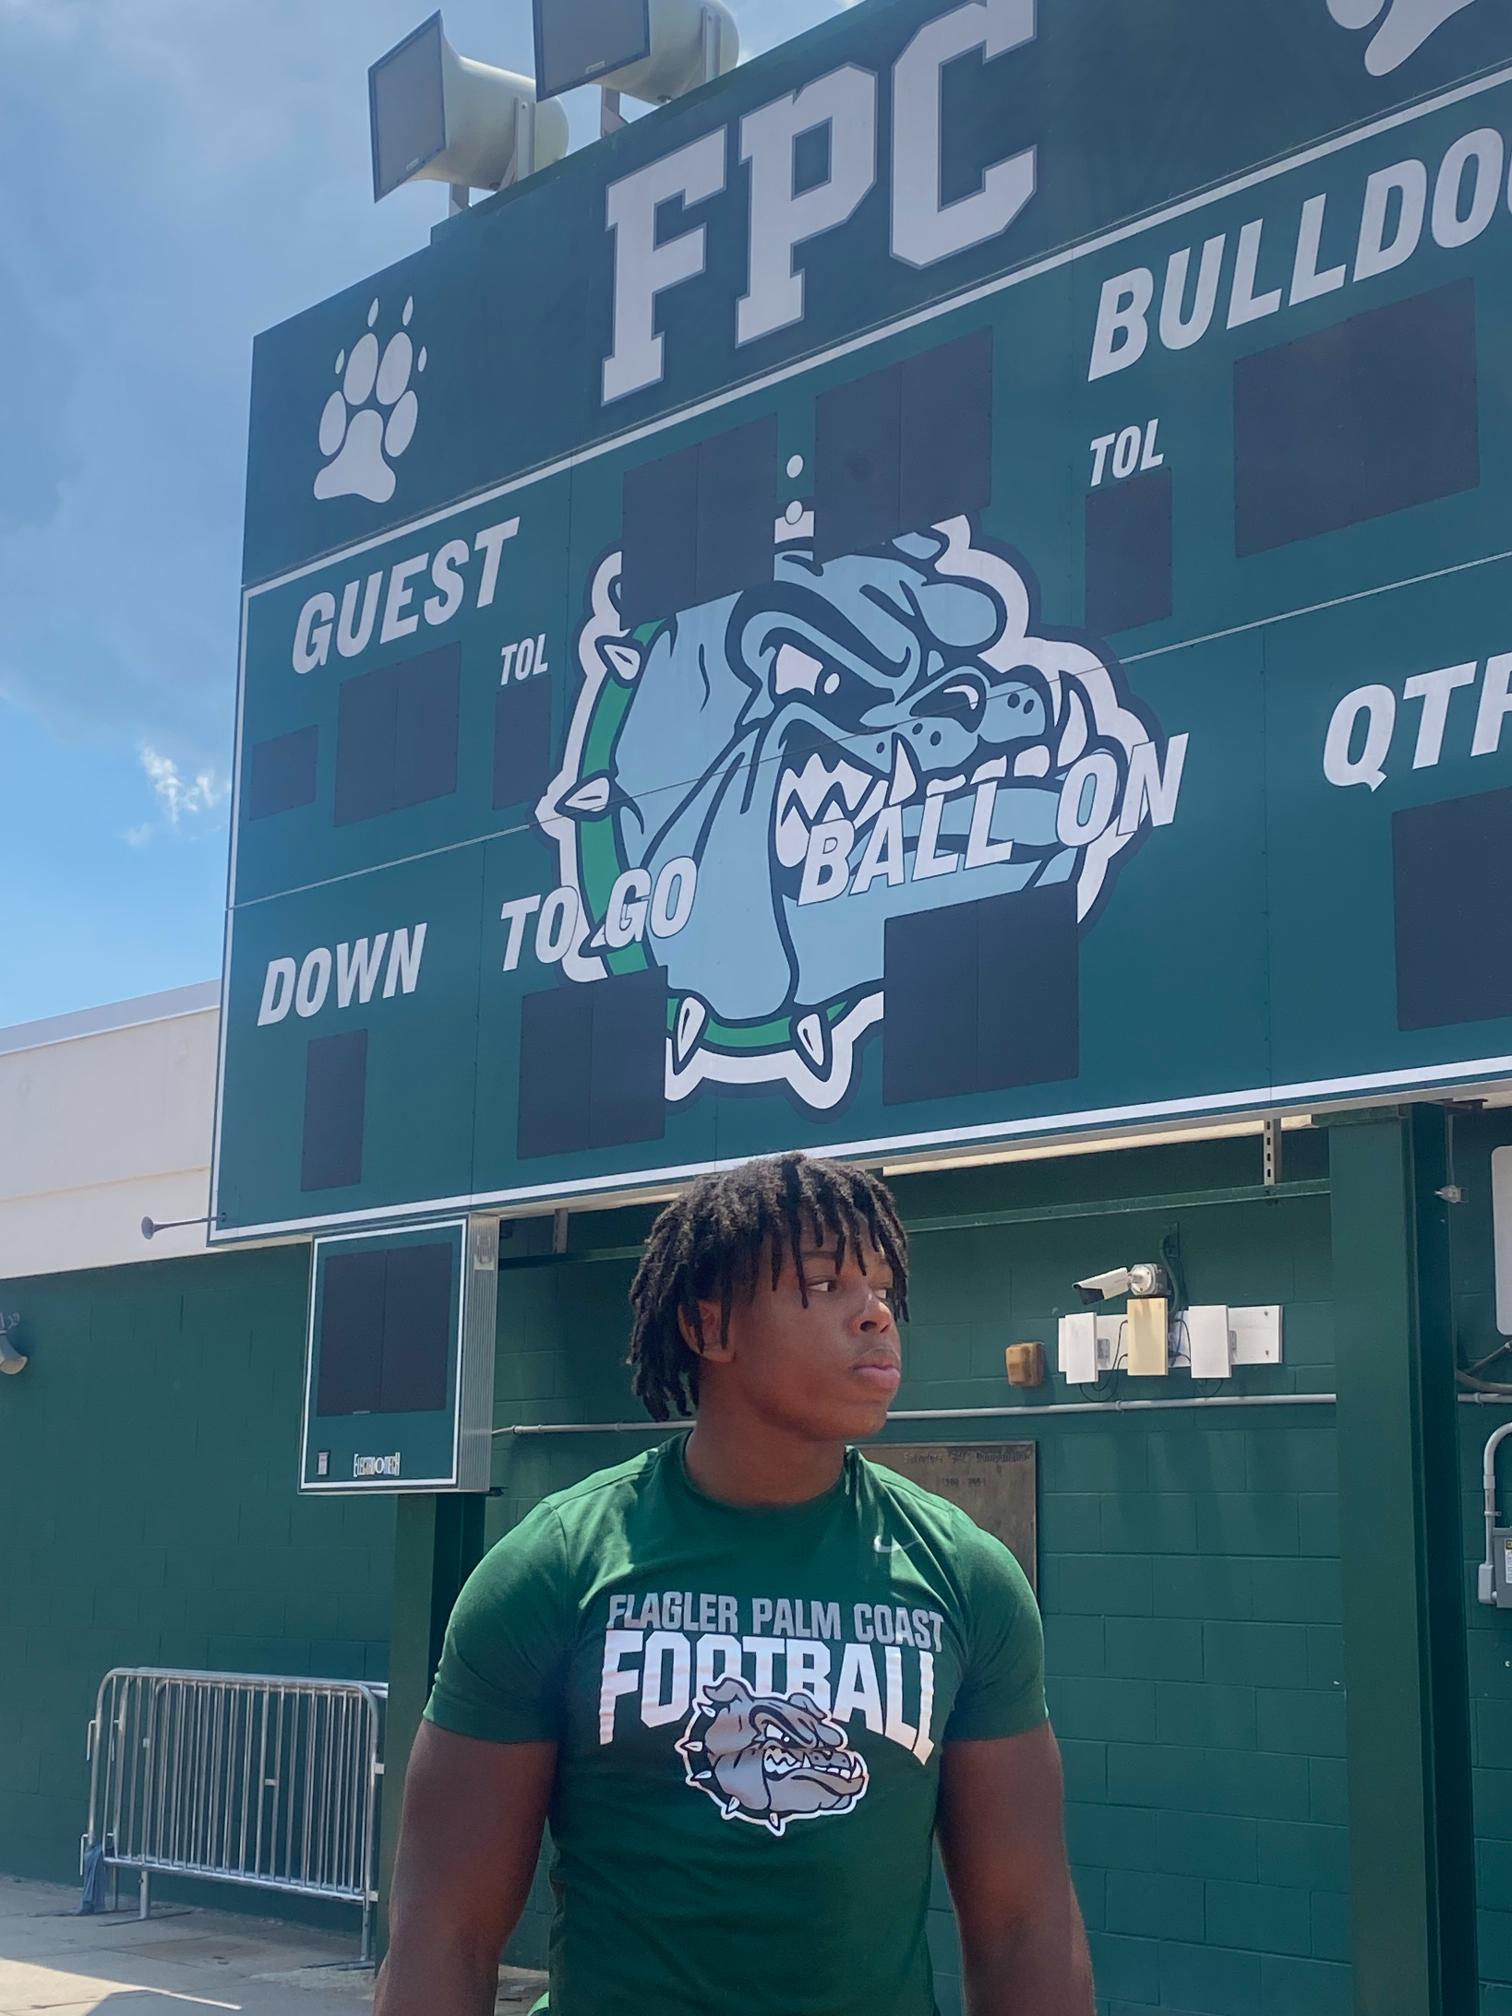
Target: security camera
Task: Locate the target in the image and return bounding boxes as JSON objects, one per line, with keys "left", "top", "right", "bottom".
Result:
{"left": 1074, "top": 1264, "right": 1167, "bottom": 1307}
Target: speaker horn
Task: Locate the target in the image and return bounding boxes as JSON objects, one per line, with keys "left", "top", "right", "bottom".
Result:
{"left": 370, "top": 12, "right": 568, "bottom": 204}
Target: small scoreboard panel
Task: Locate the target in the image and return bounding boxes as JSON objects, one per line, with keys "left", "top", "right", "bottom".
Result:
{"left": 300, "top": 1217, "right": 497, "bottom": 1492}
{"left": 215, "top": 0, "right": 1512, "bottom": 1240}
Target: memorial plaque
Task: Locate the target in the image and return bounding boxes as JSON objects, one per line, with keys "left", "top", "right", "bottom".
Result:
{"left": 874, "top": 1443, "right": 1037, "bottom": 1590}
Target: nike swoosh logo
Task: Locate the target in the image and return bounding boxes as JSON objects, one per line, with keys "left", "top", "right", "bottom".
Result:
{"left": 873, "top": 1536, "right": 911, "bottom": 1554}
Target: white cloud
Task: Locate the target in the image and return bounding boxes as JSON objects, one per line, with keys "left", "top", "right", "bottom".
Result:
{"left": 138, "top": 743, "right": 227, "bottom": 831}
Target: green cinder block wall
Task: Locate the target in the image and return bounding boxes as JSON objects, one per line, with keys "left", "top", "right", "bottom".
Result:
{"left": 0, "top": 1244, "right": 394, "bottom": 1895}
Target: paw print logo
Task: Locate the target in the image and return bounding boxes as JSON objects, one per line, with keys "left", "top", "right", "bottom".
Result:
{"left": 313, "top": 296, "right": 427, "bottom": 506}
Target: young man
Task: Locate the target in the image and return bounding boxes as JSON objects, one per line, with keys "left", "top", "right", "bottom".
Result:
{"left": 376, "top": 1152, "right": 1092, "bottom": 2016}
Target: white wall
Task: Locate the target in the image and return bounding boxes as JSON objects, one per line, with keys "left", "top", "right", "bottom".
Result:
{"left": 0, "top": 983, "right": 223, "bottom": 1279}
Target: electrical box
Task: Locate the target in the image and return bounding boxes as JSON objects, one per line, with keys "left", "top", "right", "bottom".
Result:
{"left": 1185, "top": 1304, "right": 1234, "bottom": 1379}
{"left": 1126, "top": 1297, "right": 1170, "bottom": 1376}
{"left": 1229, "top": 1304, "right": 1283, "bottom": 1365}
{"left": 1058, "top": 1302, "right": 1284, "bottom": 1383}
{"left": 1493, "top": 1147, "right": 1512, "bottom": 1337}
{"left": 1484, "top": 1527, "right": 1512, "bottom": 1608}
{"left": 1057, "top": 1312, "right": 1098, "bottom": 1383}
{"left": 1005, "top": 1342, "right": 1045, "bottom": 1388}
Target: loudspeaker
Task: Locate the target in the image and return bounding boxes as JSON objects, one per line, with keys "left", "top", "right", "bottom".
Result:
{"left": 370, "top": 14, "right": 568, "bottom": 202}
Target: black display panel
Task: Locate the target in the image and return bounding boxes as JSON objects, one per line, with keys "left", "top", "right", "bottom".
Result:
{"left": 335, "top": 644, "right": 460, "bottom": 826}
{"left": 816, "top": 331, "right": 993, "bottom": 561}
{"left": 392, "top": 648, "right": 460, "bottom": 812}
{"left": 586, "top": 965, "right": 669, "bottom": 1149}
{"left": 248, "top": 726, "right": 319, "bottom": 821}
{"left": 1394, "top": 786, "right": 1512, "bottom": 1031}
{"left": 883, "top": 886, "right": 1078, "bottom": 1104}
{"left": 333, "top": 663, "right": 393, "bottom": 827}
{"left": 314, "top": 1247, "right": 387, "bottom": 1417}
{"left": 375, "top": 1240, "right": 453, "bottom": 1414}
{"left": 313, "top": 1238, "right": 452, "bottom": 1418}
{"left": 517, "top": 982, "right": 594, "bottom": 1159}
{"left": 815, "top": 364, "right": 903, "bottom": 562}
{"left": 1234, "top": 280, "right": 1480, "bottom": 557}
{"left": 620, "top": 419, "right": 777, "bottom": 625}
{"left": 493, "top": 673, "right": 554, "bottom": 810}
{"left": 301, "top": 1029, "right": 368, "bottom": 1191}
{"left": 976, "top": 883, "right": 1080, "bottom": 1091}
{"left": 900, "top": 329, "right": 993, "bottom": 531}
{"left": 1086, "top": 468, "right": 1174, "bottom": 634}
{"left": 883, "top": 900, "right": 978, "bottom": 1103}
{"left": 696, "top": 417, "right": 778, "bottom": 606}
{"left": 518, "top": 967, "right": 668, "bottom": 1157}
{"left": 620, "top": 442, "right": 700, "bottom": 626}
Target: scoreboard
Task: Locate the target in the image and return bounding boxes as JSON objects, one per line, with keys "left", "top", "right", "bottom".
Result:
{"left": 213, "top": 0, "right": 1512, "bottom": 1240}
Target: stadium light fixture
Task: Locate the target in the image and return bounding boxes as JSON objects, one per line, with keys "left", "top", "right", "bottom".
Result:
{"left": 532, "top": 0, "right": 738, "bottom": 133}
{"left": 369, "top": 12, "right": 568, "bottom": 212}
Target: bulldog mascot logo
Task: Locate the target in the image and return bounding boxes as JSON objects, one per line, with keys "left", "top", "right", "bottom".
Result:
{"left": 676, "top": 1676, "right": 870, "bottom": 1835}
{"left": 538, "top": 502, "right": 1181, "bottom": 1114}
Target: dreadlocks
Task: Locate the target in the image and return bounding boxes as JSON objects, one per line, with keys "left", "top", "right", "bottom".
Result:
{"left": 627, "top": 1152, "right": 910, "bottom": 1423}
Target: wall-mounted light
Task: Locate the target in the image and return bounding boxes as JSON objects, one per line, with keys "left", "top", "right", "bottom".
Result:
{"left": 0, "top": 1313, "right": 27, "bottom": 1377}
{"left": 140, "top": 1214, "right": 210, "bottom": 1243}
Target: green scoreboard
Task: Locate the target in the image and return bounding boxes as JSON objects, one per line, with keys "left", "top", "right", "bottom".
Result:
{"left": 213, "top": 0, "right": 1512, "bottom": 1242}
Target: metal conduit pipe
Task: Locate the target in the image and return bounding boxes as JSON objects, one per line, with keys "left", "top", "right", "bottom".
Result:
{"left": 494, "top": 1393, "right": 1337, "bottom": 1436}
{"left": 1480, "top": 1420, "right": 1512, "bottom": 1604}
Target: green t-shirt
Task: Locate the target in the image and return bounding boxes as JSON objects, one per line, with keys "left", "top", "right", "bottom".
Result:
{"left": 425, "top": 1438, "right": 1045, "bottom": 2016}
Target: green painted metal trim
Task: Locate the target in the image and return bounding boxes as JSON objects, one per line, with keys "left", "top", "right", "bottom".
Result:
{"left": 1331, "top": 1110, "right": 1477, "bottom": 2016}
{"left": 502, "top": 1179, "right": 1332, "bottom": 1268}
{"left": 897, "top": 1179, "right": 1330, "bottom": 1236}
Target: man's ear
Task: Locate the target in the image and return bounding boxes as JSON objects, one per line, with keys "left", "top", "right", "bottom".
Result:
{"left": 680, "top": 1301, "right": 733, "bottom": 1363}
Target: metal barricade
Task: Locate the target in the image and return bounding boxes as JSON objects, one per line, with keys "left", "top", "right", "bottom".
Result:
{"left": 82, "top": 1668, "right": 387, "bottom": 1961}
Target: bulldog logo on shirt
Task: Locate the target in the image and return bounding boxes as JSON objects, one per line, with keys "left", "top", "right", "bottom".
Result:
{"left": 676, "top": 1675, "right": 869, "bottom": 1835}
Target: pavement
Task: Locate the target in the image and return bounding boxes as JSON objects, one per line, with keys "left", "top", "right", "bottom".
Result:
{"left": 0, "top": 1876, "right": 547, "bottom": 2014}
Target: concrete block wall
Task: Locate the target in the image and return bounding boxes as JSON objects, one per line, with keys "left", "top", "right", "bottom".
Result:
{"left": 0, "top": 1244, "right": 394, "bottom": 1891}
{"left": 1020, "top": 1413, "right": 1347, "bottom": 2016}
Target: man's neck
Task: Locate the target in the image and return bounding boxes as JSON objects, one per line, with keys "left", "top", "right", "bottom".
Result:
{"left": 682, "top": 1412, "right": 846, "bottom": 1509}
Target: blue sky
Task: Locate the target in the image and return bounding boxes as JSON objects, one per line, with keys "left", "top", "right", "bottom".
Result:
{"left": 0, "top": 0, "right": 856, "bottom": 1028}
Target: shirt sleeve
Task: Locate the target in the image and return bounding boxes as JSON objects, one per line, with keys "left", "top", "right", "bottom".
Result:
{"left": 423, "top": 1502, "right": 574, "bottom": 1744}
{"left": 944, "top": 1525, "right": 1048, "bottom": 1743}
